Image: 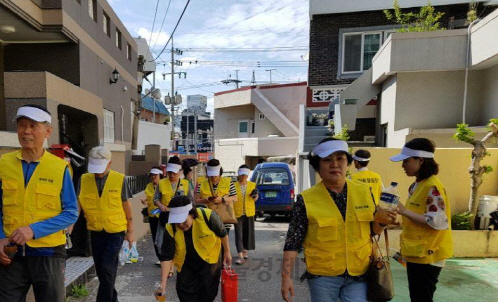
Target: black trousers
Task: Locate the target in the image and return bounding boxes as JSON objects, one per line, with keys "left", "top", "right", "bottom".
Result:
{"left": 234, "top": 215, "right": 255, "bottom": 253}
{"left": 0, "top": 256, "right": 66, "bottom": 302}
{"left": 406, "top": 262, "right": 442, "bottom": 302}
{"left": 149, "top": 216, "right": 161, "bottom": 260}
{"left": 91, "top": 230, "right": 125, "bottom": 302}
{"left": 176, "top": 256, "right": 223, "bottom": 302}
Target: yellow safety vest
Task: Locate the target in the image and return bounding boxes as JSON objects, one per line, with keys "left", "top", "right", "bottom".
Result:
{"left": 166, "top": 208, "right": 221, "bottom": 272}
{"left": 145, "top": 182, "right": 159, "bottom": 218}
{"left": 401, "top": 175, "right": 453, "bottom": 264}
{"left": 302, "top": 180, "right": 375, "bottom": 276}
{"left": 79, "top": 170, "right": 127, "bottom": 233}
{"left": 352, "top": 170, "right": 382, "bottom": 205}
{"left": 199, "top": 177, "right": 231, "bottom": 199}
{"left": 0, "top": 150, "right": 68, "bottom": 248}
{"left": 158, "top": 178, "right": 189, "bottom": 207}
{"left": 234, "top": 181, "right": 257, "bottom": 218}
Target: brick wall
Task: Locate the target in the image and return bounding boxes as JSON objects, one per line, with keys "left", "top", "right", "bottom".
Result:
{"left": 309, "top": 3, "right": 491, "bottom": 87}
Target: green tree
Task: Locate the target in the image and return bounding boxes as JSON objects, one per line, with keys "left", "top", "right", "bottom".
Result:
{"left": 384, "top": 0, "right": 445, "bottom": 32}
{"left": 453, "top": 119, "right": 498, "bottom": 229}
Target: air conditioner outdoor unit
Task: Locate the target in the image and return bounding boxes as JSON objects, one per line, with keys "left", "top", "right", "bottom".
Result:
{"left": 364, "top": 136, "right": 375, "bottom": 142}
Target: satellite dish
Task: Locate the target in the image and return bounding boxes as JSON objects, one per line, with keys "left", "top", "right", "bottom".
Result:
{"left": 164, "top": 95, "right": 171, "bottom": 105}
{"left": 151, "top": 89, "right": 161, "bottom": 99}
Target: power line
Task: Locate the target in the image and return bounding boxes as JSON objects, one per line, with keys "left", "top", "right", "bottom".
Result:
{"left": 151, "top": 0, "right": 173, "bottom": 50}
{"left": 148, "top": 0, "right": 160, "bottom": 46}
{"left": 180, "top": 46, "right": 308, "bottom": 53}
{"left": 153, "top": 0, "right": 191, "bottom": 61}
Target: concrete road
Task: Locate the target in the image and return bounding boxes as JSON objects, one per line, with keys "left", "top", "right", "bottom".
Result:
{"left": 69, "top": 216, "right": 311, "bottom": 302}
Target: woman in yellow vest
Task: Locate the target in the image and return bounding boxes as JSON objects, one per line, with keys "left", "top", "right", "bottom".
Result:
{"left": 390, "top": 138, "right": 453, "bottom": 302}
{"left": 352, "top": 149, "right": 384, "bottom": 204}
{"left": 280, "top": 138, "right": 396, "bottom": 302}
{"left": 141, "top": 167, "right": 163, "bottom": 265}
{"left": 77, "top": 146, "right": 134, "bottom": 302}
{"left": 158, "top": 195, "right": 232, "bottom": 302}
{"left": 233, "top": 164, "right": 259, "bottom": 265}
{"left": 154, "top": 156, "right": 192, "bottom": 277}
{"left": 195, "top": 159, "right": 237, "bottom": 235}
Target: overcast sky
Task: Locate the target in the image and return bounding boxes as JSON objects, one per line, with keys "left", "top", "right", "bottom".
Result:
{"left": 108, "top": 0, "right": 309, "bottom": 114}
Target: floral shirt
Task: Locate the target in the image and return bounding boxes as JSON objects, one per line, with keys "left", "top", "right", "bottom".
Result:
{"left": 408, "top": 183, "right": 449, "bottom": 230}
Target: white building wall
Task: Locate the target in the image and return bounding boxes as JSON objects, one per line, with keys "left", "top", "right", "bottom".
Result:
{"left": 134, "top": 120, "right": 171, "bottom": 155}
{"left": 310, "top": 0, "right": 487, "bottom": 16}
{"left": 380, "top": 75, "right": 397, "bottom": 147}
{"left": 395, "top": 71, "right": 484, "bottom": 129}
{"left": 257, "top": 85, "right": 307, "bottom": 128}
{"left": 482, "top": 64, "right": 498, "bottom": 122}
{"left": 214, "top": 105, "right": 256, "bottom": 140}
{"left": 253, "top": 108, "right": 284, "bottom": 137}
{"left": 214, "top": 89, "right": 252, "bottom": 109}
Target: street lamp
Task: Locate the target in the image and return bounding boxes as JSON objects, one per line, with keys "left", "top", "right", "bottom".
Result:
{"left": 110, "top": 68, "right": 120, "bottom": 84}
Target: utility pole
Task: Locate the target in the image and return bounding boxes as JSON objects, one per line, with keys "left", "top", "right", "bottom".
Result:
{"left": 235, "top": 70, "right": 239, "bottom": 89}
{"left": 251, "top": 70, "right": 256, "bottom": 85}
{"left": 194, "top": 112, "right": 198, "bottom": 154}
{"left": 170, "top": 36, "right": 175, "bottom": 128}
{"left": 265, "top": 69, "right": 276, "bottom": 84}
{"left": 186, "top": 112, "right": 189, "bottom": 154}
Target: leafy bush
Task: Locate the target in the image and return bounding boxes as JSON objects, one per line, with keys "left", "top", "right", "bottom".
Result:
{"left": 451, "top": 212, "right": 473, "bottom": 230}
{"left": 71, "top": 284, "right": 89, "bottom": 298}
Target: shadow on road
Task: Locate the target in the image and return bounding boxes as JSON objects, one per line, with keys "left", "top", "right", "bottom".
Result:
{"left": 256, "top": 215, "right": 291, "bottom": 224}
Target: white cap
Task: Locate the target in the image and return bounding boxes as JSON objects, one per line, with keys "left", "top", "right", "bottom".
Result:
{"left": 238, "top": 168, "right": 250, "bottom": 176}
{"left": 166, "top": 163, "right": 181, "bottom": 173}
{"left": 390, "top": 146, "right": 435, "bottom": 162}
{"left": 206, "top": 165, "right": 221, "bottom": 176}
{"left": 88, "top": 157, "right": 110, "bottom": 173}
{"left": 14, "top": 106, "right": 52, "bottom": 124}
{"left": 150, "top": 168, "right": 163, "bottom": 175}
{"left": 168, "top": 203, "right": 193, "bottom": 224}
{"left": 311, "top": 140, "right": 349, "bottom": 158}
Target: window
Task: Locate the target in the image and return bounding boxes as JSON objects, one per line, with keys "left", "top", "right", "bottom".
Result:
{"left": 103, "top": 12, "right": 110, "bottom": 36}
{"left": 88, "top": 0, "right": 97, "bottom": 22}
{"left": 342, "top": 32, "right": 381, "bottom": 73}
{"left": 127, "top": 43, "right": 132, "bottom": 60}
{"left": 239, "top": 121, "right": 248, "bottom": 134}
{"left": 104, "top": 109, "right": 115, "bottom": 143}
{"left": 115, "top": 29, "right": 122, "bottom": 49}
{"left": 259, "top": 113, "right": 265, "bottom": 120}
{"left": 251, "top": 120, "right": 255, "bottom": 134}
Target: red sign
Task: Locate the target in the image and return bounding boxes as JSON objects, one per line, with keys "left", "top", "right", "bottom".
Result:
{"left": 197, "top": 152, "right": 212, "bottom": 162}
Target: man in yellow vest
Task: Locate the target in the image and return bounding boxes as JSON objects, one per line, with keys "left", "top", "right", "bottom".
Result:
{"left": 77, "top": 146, "right": 134, "bottom": 302}
{"left": 352, "top": 149, "right": 384, "bottom": 204}
{"left": 0, "top": 105, "right": 78, "bottom": 302}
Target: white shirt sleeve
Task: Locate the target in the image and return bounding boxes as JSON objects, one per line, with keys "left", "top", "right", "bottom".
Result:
{"left": 423, "top": 186, "right": 449, "bottom": 230}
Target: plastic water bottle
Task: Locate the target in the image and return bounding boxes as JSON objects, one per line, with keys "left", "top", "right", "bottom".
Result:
{"left": 151, "top": 208, "right": 161, "bottom": 215}
{"left": 379, "top": 182, "right": 401, "bottom": 209}
{"left": 130, "top": 242, "right": 139, "bottom": 263}
{"left": 154, "top": 282, "right": 166, "bottom": 301}
{"left": 65, "top": 232, "right": 73, "bottom": 249}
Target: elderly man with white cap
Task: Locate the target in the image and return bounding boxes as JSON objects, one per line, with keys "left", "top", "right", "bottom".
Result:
{"left": 0, "top": 104, "right": 78, "bottom": 302}
{"left": 77, "top": 146, "right": 134, "bottom": 302}
{"left": 280, "top": 137, "right": 396, "bottom": 302}
{"left": 158, "top": 195, "right": 231, "bottom": 302}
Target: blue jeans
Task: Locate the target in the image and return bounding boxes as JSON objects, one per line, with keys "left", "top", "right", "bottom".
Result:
{"left": 307, "top": 275, "right": 368, "bottom": 302}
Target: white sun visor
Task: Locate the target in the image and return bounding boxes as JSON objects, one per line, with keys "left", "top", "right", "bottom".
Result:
{"left": 238, "top": 168, "right": 250, "bottom": 176}
{"left": 150, "top": 168, "right": 163, "bottom": 175}
{"left": 14, "top": 106, "right": 52, "bottom": 124}
{"left": 390, "top": 146, "right": 435, "bottom": 162}
{"left": 87, "top": 157, "right": 110, "bottom": 173}
{"left": 166, "top": 163, "right": 181, "bottom": 173}
{"left": 168, "top": 203, "right": 193, "bottom": 224}
{"left": 311, "top": 140, "right": 349, "bottom": 158}
{"left": 206, "top": 165, "right": 221, "bottom": 176}
{"left": 353, "top": 155, "right": 370, "bottom": 162}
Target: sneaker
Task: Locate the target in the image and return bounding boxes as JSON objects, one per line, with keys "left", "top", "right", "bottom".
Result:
{"left": 235, "top": 258, "right": 245, "bottom": 265}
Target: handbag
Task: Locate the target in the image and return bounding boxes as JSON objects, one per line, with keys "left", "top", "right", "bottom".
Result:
{"left": 207, "top": 179, "right": 238, "bottom": 224}
{"left": 221, "top": 268, "right": 238, "bottom": 302}
{"left": 366, "top": 229, "right": 395, "bottom": 302}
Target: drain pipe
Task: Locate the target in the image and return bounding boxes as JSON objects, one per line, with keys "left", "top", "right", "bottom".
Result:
{"left": 120, "top": 105, "right": 124, "bottom": 143}
{"left": 463, "top": 19, "right": 480, "bottom": 124}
